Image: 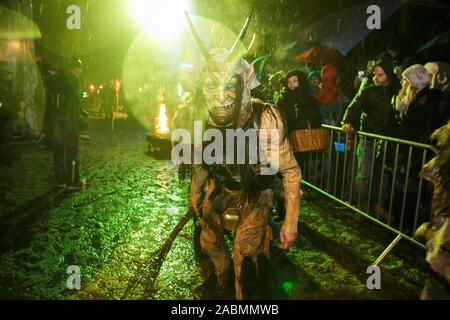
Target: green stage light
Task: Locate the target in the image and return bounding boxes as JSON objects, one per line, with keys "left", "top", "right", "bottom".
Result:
{"left": 282, "top": 281, "right": 294, "bottom": 292}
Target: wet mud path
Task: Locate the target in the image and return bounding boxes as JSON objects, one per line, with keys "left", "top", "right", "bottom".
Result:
{"left": 0, "top": 118, "right": 427, "bottom": 299}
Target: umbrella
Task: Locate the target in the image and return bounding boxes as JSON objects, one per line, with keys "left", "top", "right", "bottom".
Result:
{"left": 295, "top": 46, "right": 344, "bottom": 65}
{"left": 296, "top": 0, "right": 404, "bottom": 55}
{"left": 0, "top": 7, "right": 41, "bottom": 40}
{"left": 415, "top": 30, "right": 450, "bottom": 53}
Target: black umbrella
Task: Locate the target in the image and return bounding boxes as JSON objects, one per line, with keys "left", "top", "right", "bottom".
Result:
{"left": 415, "top": 30, "right": 450, "bottom": 53}
{"left": 296, "top": 0, "right": 404, "bottom": 55}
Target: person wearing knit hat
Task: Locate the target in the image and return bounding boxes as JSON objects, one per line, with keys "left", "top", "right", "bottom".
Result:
{"left": 424, "top": 61, "right": 450, "bottom": 130}
{"left": 403, "top": 64, "right": 431, "bottom": 92}
{"left": 392, "top": 65, "right": 443, "bottom": 232}
{"left": 307, "top": 70, "right": 321, "bottom": 94}
{"left": 395, "top": 64, "right": 431, "bottom": 118}
{"left": 394, "top": 64, "right": 442, "bottom": 144}
{"left": 424, "top": 61, "right": 450, "bottom": 92}
{"left": 308, "top": 70, "right": 321, "bottom": 81}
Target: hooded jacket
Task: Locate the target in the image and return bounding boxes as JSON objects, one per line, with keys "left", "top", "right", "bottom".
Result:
{"left": 343, "top": 84, "right": 398, "bottom": 135}
{"left": 278, "top": 70, "right": 322, "bottom": 132}
{"left": 343, "top": 60, "right": 399, "bottom": 135}
{"left": 313, "top": 64, "right": 338, "bottom": 105}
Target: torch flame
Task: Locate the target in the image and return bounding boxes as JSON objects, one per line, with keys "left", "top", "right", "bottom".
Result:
{"left": 155, "top": 103, "right": 169, "bottom": 136}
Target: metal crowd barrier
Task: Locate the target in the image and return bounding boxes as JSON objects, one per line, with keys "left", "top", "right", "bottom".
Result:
{"left": 299, "top": 124, "right": 439, "bottom": 265}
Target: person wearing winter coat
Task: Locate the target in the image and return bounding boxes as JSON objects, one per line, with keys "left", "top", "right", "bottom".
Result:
{"left": 45, "top": 58, "right": 85, "bottom": 190}
{"left": 341, "top": 60, "right": 399, "bottom": 217}
{"left": 391, "top": 64, "right": 442, "bottom": 230}
{"left": 394, "top": 64, "right": 442, "bottom": 144}
{"left": 277, "top": 69, "right": 322, "bottom": 133}
{"left": 313, "top": 64, "right": 339, "bottom": 125}
{"left": 277, "top": 69, "right": 322, "bottom": 169}
{"left": 425, "top": 61, "right": 450, "bottom": 124}
{"left": 308, "top": 70, "right": 321, "bottom": 95}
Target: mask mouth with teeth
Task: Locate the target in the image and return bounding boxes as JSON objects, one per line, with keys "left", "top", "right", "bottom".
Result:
{"left": 196, "top": 48, "right": 256, "bottom": 128}
{"left": 209, "top": 103, "right": 236, "bottom": 127}
{"left": 185, "top": 9, "right": 259, "bottom": 129}
{"left": 203, "top": 70, "right": 244, "bottom": 127}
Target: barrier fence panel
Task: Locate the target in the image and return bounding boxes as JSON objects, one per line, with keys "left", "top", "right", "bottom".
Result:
{"left": 298, "top": 124, "right": 438, "bottom": 264}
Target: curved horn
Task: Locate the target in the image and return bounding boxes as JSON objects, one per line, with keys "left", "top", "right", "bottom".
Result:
{"left": 228, "top": 7, "right": 255, "bottom": 59}
{"left": 184, "top": 11, "right": 213, "bottom": 64}
{"left": 218, "top": 35, "right": 226, "bottom": 49}
{"left": 246, "top": 33, "right": 256, "bottom": 55}
{"left": 210, "top": 25, "right": 217, "bottom": 47}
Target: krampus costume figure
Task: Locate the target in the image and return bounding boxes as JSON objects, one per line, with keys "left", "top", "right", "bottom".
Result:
{"left": 184, "top": 11, "right": 301, "bottom": 299}
{"left": 416, "top": 121, "right": 450, "bottom": 299}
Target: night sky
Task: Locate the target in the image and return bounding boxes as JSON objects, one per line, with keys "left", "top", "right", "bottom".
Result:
{"left": 15, "top": 0, "right": 450, "bottom": 77}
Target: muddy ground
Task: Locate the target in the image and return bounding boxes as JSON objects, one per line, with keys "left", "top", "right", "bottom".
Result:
{"left": 0, "top": 117, "right": 428, "bottom": 300}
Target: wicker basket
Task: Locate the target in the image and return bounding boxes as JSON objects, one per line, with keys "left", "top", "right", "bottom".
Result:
{"left": 289, "top": 123, "right": 329, "bottom": 153}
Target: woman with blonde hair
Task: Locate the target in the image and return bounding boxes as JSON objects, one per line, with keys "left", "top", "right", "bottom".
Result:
{"left": 391, "top": 64, "right": 442, "bottom": 231}
{"left": 395, "top": 64, "right": 441, "bottom": 143}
